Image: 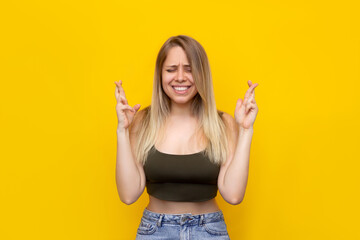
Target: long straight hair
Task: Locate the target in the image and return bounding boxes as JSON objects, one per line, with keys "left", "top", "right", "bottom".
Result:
{"left": 133, "top": 35, "right": 229, "bottom": 166}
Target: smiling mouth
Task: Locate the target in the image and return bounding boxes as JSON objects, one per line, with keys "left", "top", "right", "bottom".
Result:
{"left": 172, "top": 86, "right": 191, "bottom": 90}
{"left": 172, "top": 85, "right": 191, "bottom": 93}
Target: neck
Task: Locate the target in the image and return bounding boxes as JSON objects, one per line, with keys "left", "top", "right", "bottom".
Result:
{"left": 169, "top": 100, "right": 193, "bottom": 117}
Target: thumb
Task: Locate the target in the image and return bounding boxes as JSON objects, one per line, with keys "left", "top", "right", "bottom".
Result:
{"left": 133, "top": 104, "right": 141, "bottom": 112}
{"left": 236, "top": 98, "right": 243, "bottom": 110}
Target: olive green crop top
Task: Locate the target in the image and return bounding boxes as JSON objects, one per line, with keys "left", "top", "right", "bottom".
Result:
{"left": 143, "top": 145, "right": 221, "bottom": 202}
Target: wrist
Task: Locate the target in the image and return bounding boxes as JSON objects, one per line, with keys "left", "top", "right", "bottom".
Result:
{"left": 117, "top": 126, "right": 129, "bottom": 135}
{"left": 239, "top": 126, "right": 253, "bottom": 134}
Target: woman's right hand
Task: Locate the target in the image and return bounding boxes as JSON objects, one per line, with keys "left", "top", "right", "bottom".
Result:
{"left": 114, "top": 80, "right": 141, "bottom": 131}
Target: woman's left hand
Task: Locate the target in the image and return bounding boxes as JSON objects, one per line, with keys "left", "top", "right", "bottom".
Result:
{"left": 234, "top": 80, "right": 259, "bottom": 130}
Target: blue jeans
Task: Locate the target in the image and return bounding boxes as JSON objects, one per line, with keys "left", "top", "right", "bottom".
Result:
{"left": 135, "top": 208, "right": 231, "bottom": 239}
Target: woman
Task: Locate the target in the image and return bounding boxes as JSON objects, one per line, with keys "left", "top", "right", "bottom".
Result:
{"left": 115, "top": 35, "right": 259, "bottom": 239}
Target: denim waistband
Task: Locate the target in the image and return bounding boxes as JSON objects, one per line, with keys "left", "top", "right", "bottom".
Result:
{"left": 142, "top": 208, "right": 224, "bottom": 227}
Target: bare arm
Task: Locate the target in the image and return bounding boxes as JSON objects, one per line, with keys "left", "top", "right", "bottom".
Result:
{"left": 115, "top": 121, "right": 146, "bottom": 205}
{"left": 218, "top": 81, "right": 259, "bottom": 205}
{"left": 114, "top": 80, "right": 145, "bottom": 205}
{"left": 218, "top": 112, "right": 253, "bottom": 205}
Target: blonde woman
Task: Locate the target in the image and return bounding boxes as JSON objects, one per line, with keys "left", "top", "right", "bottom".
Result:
{"left": 115, "top": 35, "right": 259, "bottom": 239}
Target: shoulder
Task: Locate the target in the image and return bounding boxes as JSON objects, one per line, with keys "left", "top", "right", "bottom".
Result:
{"left": 129, "top": 106, "right": 150, "bottom": 134}
{"left": 219, "top": 111, "right": 239, "bottom": 150}
{"left": 129, "top": 106, "right": 150, "bottom": 159}
{"left": 218, "top": 111, "right": 239, "bottom": 165}
{"left": 218, "top": 110, "right": 238, "bottom": 132}
{"left": 135, "top": 106, "right": 149, "bottom": 121}
{"left": 220, "top": 111, "right": 232, "bottom": 122}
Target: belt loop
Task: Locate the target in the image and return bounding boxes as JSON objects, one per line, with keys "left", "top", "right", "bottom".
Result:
{"left": 157, "top": 214, "right": 164, "bottom": 227}
{"left": 199, "top": 214, "right": 204, "bottom": 226}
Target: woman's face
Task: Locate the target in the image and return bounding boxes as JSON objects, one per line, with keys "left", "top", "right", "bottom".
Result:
{"left": 161, "top": 46, "right": 198, "bottom": 106}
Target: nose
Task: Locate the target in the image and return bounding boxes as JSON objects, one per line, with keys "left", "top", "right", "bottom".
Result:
{"left": 176, "top": 67, "right": 185, "bottom": 82}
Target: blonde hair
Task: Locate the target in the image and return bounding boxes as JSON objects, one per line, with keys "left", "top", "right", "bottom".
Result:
{"left": 132, "top": 35, "right": 229, "bottom": 166}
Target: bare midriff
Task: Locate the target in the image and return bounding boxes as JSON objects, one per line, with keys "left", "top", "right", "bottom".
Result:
{"left": 145, "top": 195, "right": 221, "bottom": 215}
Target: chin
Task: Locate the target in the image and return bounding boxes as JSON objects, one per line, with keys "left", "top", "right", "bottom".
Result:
{"left": 171, "top": 96, "right": 197, "bottom": 105}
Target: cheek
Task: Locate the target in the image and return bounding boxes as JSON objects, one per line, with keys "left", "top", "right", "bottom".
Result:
{"left": 161, "top": 73, "right": 172, "bottom": 84}
{"left": 161, "top": 79, "right": 172, "bottom": 95}
{"left": 161, "top": 80, "right": 171, "bottom": 91}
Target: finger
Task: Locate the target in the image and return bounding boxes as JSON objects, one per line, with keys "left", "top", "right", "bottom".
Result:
{"left": 250, "top": 90, "right": 256, "bottom": 103}
{"left": 236, "top": 98, "right": 243, "bottom": 111}
{"left": 115, "top": 86, "right": 121, "bottom": 102}
{"left": 115, "top": 81, "right": 121, "bottom": 89}
{"left": 245, "top": 91, "right": 254, "bottom": 104}
{"left": 245, "top": 102, "right": 257, "bottom": 114}
{"left": 244, "top": 82, "right": 253, "bottom": 100}
{"left": 115, "top": 86, "right": 118, "bottom": 97}
{"left": 116, "top": 80, "right": 127, "bottom": 98}
{"left": 115, "top": 85, "right": 127, "bottom": 102}
{"left": 119, "top": 104, "right": 135, "bottom": 112}
{"left": 248, "top": 102, "right": 258, "bottom": 113}
{"left": 244, "top": 81, "right": 258, "bottom": 99}
{"left": 240, "top": 100, "right": 247, "bottom": 111}
{"left": 246, "top": 98, "right": 252, "bottom": 107}
{"left": 133, "top": 104, "right": 141, "bottom": 112}
{"left": 119, "top": 95, "right": 128, "bottom": 105}
{"left": 249, "top": 91, "right": 255, "bottom": 104}
{"left": 115, "top": 82, "right": 121, "bottom": 95}
{"left": 244, "top": 91, "right": 253, "bottom": 105}
{"left": 250, "top": 82, "right": 259, "bottom": 93}
{"left": 245, "top": 101, "right": 251, "bottom": 113}
{"left": 115, "top": 89, "right": 121, "bottom": 103}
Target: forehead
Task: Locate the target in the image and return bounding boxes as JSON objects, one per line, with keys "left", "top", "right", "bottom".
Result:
{"left": 164, "top": 46, "right": 190, "bottom": 66}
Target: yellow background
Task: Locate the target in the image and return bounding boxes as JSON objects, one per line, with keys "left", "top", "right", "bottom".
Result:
{"left": 1, "top": 0, "right": 359, "bottom": 239}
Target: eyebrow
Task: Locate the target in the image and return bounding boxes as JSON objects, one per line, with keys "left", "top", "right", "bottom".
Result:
{"left": 165, "top": 64, "right": 191, "bottom": 67}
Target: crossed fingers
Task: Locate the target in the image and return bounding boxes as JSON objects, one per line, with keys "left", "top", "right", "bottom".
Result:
{"left": 114, "top": 80, "right": 129, "bottom": 105}
{"left": 114, "top": 80, "right": 137, "bottom": 113}
{"left": 244, "top": 80, "right": 258, "bottom": 103}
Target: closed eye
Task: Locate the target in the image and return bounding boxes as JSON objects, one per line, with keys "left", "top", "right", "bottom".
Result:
{"left": 166, "top": 69, "right": 192, "bottom": 72}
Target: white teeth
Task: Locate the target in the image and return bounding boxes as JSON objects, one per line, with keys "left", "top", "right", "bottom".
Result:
{"left": 173, "top": 86, "right": 190, "bottom": 91}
